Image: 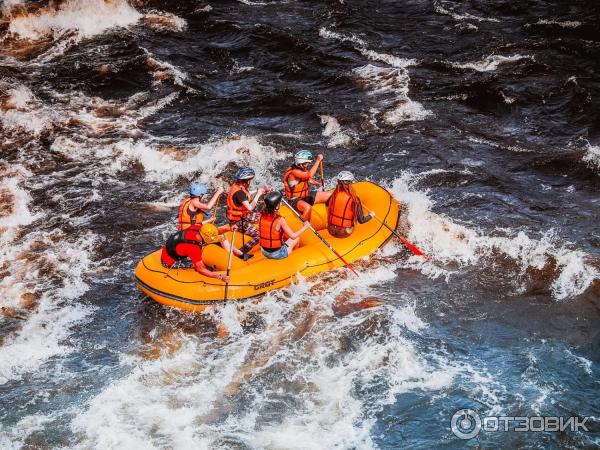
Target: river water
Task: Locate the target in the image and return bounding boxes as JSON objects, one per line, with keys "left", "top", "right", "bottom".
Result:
{"left": 0, "top": 0, "right": 599, "bottom": 448}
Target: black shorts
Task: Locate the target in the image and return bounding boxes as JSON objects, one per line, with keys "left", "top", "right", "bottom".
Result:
{"left": 288, "top": 191, "right": 317, "bottom": 209}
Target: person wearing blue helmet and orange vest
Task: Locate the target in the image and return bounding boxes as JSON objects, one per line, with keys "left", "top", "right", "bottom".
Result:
{"left": 178, "top": 181, "right": 224, "bottom": 231}
{"left": 283, "top": 150, "right": 332, "bottom": 220}
{"left": 259, "top": 191, "right": 311, "bottom": 260}
{"left": 327, "top": 171, "right": 375, "bottom": 238}
{"left": 226, "top": 167, "right": 271, "bottom": 259}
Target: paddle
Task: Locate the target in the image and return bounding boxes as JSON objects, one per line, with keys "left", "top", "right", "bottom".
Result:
{"left": 208, "top": 195, "right": 220, "bottom": 222}
{"left": 281, "top": 198, "right": 360, "bottom": 277}
{"left": 224, "top": 229, "right": 236, "bottom": 300}
{"left": 371, "top": 214, "right": 429, "bottom": 261}
{"left": 319, "top": 161, "right": 325, "bottom": 191}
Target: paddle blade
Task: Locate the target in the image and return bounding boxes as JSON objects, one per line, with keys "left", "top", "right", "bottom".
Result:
{"left": 398, "top": 235, "right": 429, "bottom": 260}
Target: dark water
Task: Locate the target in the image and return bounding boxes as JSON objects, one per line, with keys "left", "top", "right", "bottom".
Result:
{"left": 0, "top": 0, "right": 599, "bottom": 448}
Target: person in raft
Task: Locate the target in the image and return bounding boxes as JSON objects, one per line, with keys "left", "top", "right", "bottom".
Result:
{"left": 283, "top": 149, "right": 332, "bottom": 220}
{"left": 327, "top": 171, "right": 375, "bottom": 238}
{"left": 178, "top": 181, "right": 224, "bottom": 231}
{"left": 226, "top": 167, "right": 270, "bottom": 260}
{"left": 259, "top": 191, "right": 311, "bottom": 259}
{"left": 161, "top": 224, "right": 239, "bottom": 281}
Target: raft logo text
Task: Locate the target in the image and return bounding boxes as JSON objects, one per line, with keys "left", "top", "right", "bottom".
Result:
{"left": 254, "top": 279, "right": 275, "bottom": 290}
{"left": 451, "top": 408, "right": 590, "bottom": 440}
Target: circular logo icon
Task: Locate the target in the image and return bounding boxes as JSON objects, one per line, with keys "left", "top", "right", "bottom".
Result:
{"left": 451, "top": 408, "right": 481, "bottom": 440}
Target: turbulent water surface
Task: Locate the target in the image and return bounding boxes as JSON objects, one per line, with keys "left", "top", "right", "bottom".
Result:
{"left": 1, "top": 0, "right": 599, "bottom": 448}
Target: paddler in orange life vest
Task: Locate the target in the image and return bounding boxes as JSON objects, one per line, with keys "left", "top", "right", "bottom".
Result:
{"left": 327, "top": 171, "right": 375, "bottom": 238}
{"left": 226, "top": 167, "right": 270, "bottom": 259}
{"left": 283, "top": 149, "right": 332, "bottom": 220}
{"left": 178, "top": 181, "right": 224, "bottom": 231}
{"left": 259, "top": 191, "right": 311, "bottom": 259}
{"left": 161, "top": 224, "right": 239, "bottom": 282}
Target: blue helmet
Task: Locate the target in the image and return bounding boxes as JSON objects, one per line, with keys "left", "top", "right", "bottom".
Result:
{"left": 294, "top": 149, "right": 313, "bottom": 165}
{"left": 235, "top": 167, "right": 255, "bottom": 181}
{"left": 189, "top": 181, "right": 208, "bottom": 197}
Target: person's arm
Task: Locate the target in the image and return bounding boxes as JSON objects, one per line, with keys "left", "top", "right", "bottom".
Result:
{"left": 355, "top": 198, "right": 374, "bottom": 224}
{"left": 290, "top": 154, "right": 323, "bottom": 184}
{"left": 279, "top": 217, "right": 310, "bottom": 240}
{"left": 243, "top": 188, "right": 265, "bottom": 212}
{"left": 194, "top": 260, "right": 230, "bottom": 283}
{"left": 198, "top": 187, "right": 223, "bottom": 223}
{"left": 206, "top": 186, "right": 223, "bottom": 209}
{"left": 196, "top": 186, "right": 223, "bottom": 212}
{"left": 248, "top": 185, "right": 272, "bottom": 196}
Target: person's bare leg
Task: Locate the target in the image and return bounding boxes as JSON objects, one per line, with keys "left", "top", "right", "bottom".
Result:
{"left": 221, "top": 239, "right": 243, "bottom": 257}
{"left": 297, "top": 200, "right": 311, "bottom": 220}
{"left": 217, "top": 223, "right": 231, "bottom": 234}
{"left": 314, "top": 191, "right": 332, "bottom": 204}
{"left": 285, "top": 237, "right": 300, "bottom": 252}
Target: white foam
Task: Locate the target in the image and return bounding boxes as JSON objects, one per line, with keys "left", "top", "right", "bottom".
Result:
{"left": 533, "top": 19, "right": 582, "bottom": 28}
{"left": 0, "top": 167, "right": 40, "bottom": 230}
{"left": 354, "top": 64, "right": 432, "bottom": 124}
{"left": 319, "top": 114, "right": 353, "bottom": 147}
{"left": 70, "top": 272, "right": 454, "bottom": 449}
{"left": 0, "top": 0, "right": 25, "bottom": 15}
{"left": 0, "top": 231, "right": 97, "bottom": 384}
{"left": 144, "top": 11, "right": 187, "bottom": 32}
{"left": 319, "top": 27, "right": 367, "bottom": 47}
{"left": 106, "top": 135, "right": 284, "bottom": 184}
{"left": 319, "top": 28, "right": 416, "bottom": 68}
{"left": 0, "top": 84, "right": 56, "bottom": 136}
{"left": 387, "top": 171, "right": 599, "bottom": 300}
{"left": 433, "top": 1, "right": 500, "bottom": 23}
{"left": 564, "top": 349, "right": 593, "bottom": 376}
{"left": 143, "top": 48, "right": 188, "bottom": 87}
{"left": 582, "top": 143, "right": 600, "bottom": 173}
{"left": 319, "top": 29, "right": 429, "bottom": 126}
{"left": 8, "top": 0, "right": 142, "bottom": 41}
{"left": 451, "top": 54, "right": 533, "bottom": 72}
{"left": 468, "top": 135, "right": 532, "bottom": 153}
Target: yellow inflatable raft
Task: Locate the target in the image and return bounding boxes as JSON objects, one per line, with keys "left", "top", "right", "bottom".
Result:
{"left": 134, "top": 181, "right": 399, "bottom": 311}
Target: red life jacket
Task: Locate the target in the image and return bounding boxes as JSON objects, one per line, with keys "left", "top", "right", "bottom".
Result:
{"left": 328, "top": 190, "right": 355, "bottom": 228}
{"left": 163, "top": 227, "right": 204, "bottom": 262}
{"left": 178, "top": 198, "right": 204, "bottom": 231}
{"left": 226, "top": 183, "right": 249, "bottom": 221}
{"left": 283, "top": 166, "right": 309, "bottom": 199}
{"left": 259, "top": 213, "right": 284, "bottom": 250}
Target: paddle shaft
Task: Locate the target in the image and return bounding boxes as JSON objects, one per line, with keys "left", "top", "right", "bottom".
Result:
{"left": 372, "top": 215, "right": 428, "bottom": 260}
{"left": 224, "top": 230, "right": 236, "bottom": 300}
{"left": 319, "top": 161, "right": 325, "bottom": 191}
{"left": 210, "top": 196, "right": 220, "bottom": 221}
{"left": 281, "top": 198, "right": 359, "bottom": 277}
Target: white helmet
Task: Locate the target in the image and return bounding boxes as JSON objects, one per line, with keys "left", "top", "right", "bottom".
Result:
{"left": 337, "top": 171, "right": 354, "bottom": 182}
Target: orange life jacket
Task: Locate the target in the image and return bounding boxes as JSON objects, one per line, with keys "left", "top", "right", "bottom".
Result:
{"left": 328, "top": 190, "right": 355, "bottom": 228}
{"left": 178, "top": 198, "right": 204, "bottom": 231}
{"left": 259, "top": 213, "right": 284, "bottom": 250}
{"left": 283, "top": 166, "right": 309, "bottom": 199}
{"left": 226, "top": 183, "right": 249, "bottom": 221}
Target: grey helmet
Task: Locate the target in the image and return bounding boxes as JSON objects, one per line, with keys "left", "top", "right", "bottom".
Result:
{"left": 337, "top": 171, "right": 355, "bottom": 182}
